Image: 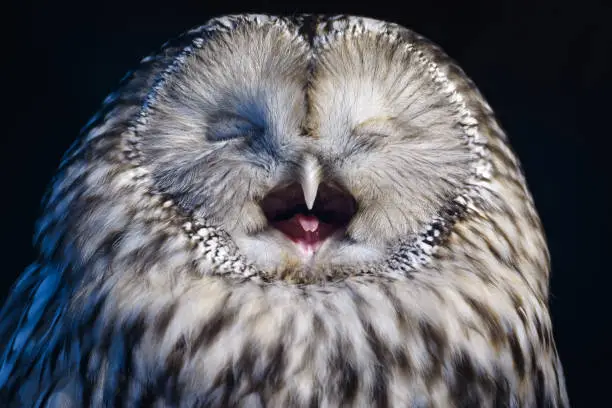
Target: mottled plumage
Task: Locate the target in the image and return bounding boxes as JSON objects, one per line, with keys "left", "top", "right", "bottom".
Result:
{"left": 0, "top": 14, "right": 568, "bottom": 407}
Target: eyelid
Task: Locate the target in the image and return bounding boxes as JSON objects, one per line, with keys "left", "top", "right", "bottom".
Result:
{"left": 352, "top": 126, "right": 392, "bottom": 139}
{"left": 206, "top": 114, "right": 263, "bottom": 142}
{"left": 352, "top": 117, "right": 397, "bottom": 138}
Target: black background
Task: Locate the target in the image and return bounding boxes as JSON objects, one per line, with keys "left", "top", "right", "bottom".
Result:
{"left": 2, "top": 0, "right": 610, "bottom": 406}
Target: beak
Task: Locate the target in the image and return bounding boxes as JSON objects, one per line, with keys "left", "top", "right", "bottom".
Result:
{"left": 300, "top": 154, "right": 322, "bottom": 210}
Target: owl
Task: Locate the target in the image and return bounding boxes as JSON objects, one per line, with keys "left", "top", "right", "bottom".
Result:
{"left": 0, "top": 14, "right": 569, "bottom": 407}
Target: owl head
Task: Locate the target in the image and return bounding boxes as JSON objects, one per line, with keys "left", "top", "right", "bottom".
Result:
{"left": 132, "top": 15, "right": 479, "bottom": 279}
{"left": 1, "top": 15, "right": 567, "bottom": 407}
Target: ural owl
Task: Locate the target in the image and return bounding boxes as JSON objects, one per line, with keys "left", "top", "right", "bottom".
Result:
{"left": 0, "top": 14, "right": 569, "bottom": 407}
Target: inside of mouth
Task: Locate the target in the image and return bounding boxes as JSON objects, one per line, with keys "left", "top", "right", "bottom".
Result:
{"left": 260, "top": 183, "right": 356, "bottom": 253}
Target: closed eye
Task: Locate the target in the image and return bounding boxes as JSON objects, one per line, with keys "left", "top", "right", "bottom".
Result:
{"left": 352, "top": 116, "right": 398, "bottom": 140}
{"left": 206, "top": 114, "right": 263, "bottom": 142}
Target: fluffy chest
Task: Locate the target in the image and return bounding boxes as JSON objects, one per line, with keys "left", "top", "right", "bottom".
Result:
{"left": 81, "top": 276, "right": 540, "bottom": 407}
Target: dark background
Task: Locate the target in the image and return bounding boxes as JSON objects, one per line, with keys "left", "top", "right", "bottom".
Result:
{"left": 2, "top": 0, "right": 610, "bottom": 406}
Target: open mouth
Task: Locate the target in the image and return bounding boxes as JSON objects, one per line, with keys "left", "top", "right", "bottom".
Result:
{"left": 260, "top": 182, "right": 357, "bottom": 255}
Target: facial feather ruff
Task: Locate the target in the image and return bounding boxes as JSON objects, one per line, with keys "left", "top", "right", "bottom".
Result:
{"left": 0, "top": 14, "right": 568, "bottom": 407}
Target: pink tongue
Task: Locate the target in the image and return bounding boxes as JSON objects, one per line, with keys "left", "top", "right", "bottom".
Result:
{"left": 272, "top": 214, "right": 337, "bottom": 254}
{"left": 297, "top": 214, "right": 319, "bottom": 232}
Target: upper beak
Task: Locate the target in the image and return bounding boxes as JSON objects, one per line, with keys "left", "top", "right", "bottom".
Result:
{"left": 300, "top": 154, "right": 322, "bottom": 210}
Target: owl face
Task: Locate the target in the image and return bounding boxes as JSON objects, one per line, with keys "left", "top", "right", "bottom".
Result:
{"left": 141, "top": 19, "right": 473, "bottom": 276}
